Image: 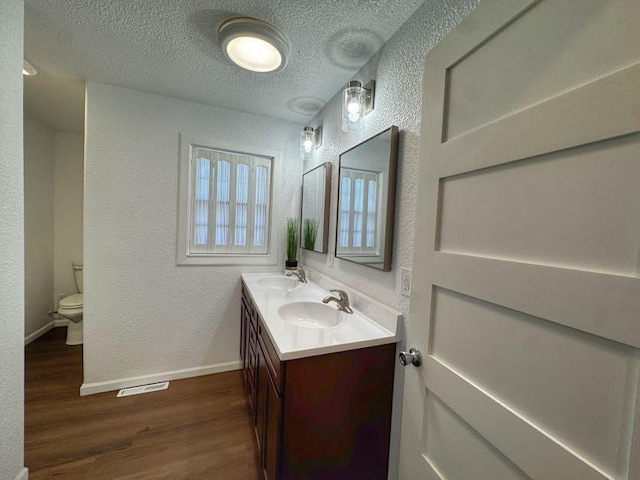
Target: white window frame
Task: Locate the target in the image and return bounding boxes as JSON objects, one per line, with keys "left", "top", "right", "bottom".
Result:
{"left": 177, "top": 134, "right": 281, "bottom": 266}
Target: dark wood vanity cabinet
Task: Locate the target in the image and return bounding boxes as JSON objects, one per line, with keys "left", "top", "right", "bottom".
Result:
{"left": 241, "top": 282, "right": 397, "bottom": 480}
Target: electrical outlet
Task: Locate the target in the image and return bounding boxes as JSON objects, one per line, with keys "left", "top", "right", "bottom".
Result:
{"left": 401, "top": 268, "right": 412, "bottom": 297}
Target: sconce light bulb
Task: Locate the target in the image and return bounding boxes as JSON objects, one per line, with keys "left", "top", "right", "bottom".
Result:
{"left": 348, "top": 112, "right": 360, "bottom": 123}
{"left": 303, "top": 139, "right": 313, "bottom": 152}
{"left": 347, "top": 101, "right": 360, "bottom": 115}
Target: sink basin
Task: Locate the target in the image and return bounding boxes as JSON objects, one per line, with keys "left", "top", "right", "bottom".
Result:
{"left": 277, "top": 302, "right": 344, "bottom": 329}
{"left": 257, "top": 276, "right": 299, "bottom": 290}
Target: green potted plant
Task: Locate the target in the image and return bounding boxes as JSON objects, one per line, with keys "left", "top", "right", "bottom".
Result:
{"left": 285, "top": 217, "right": 298, "bottom": 269}
{"left": 303, "top": 218, "right": 319, "bottom": 250}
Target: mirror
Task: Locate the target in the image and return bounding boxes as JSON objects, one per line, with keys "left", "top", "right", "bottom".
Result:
{"left": 336, "top": 126, "right": 398, "bottom": 271}
{"left": 300, "top": 162, "right": 331, "bottom": 253}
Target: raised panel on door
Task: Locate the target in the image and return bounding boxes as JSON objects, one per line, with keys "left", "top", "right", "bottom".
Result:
{"left": 437, "top": 136, "right": 640, "bottom": 276}
{"left": 401, "top": 0, "right": 640, "bottom": 479}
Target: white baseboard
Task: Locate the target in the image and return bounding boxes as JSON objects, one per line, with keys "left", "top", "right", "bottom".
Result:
{"left": 80, "top": 360, "right": 242, "bottom": 396}
{"left": 24, "top": 320, "right": 69, "bottom": 346}
{"left": 15, "top": 467, "right": 29, "bottom": 480}
{"left": 24, "top": 322, "right": 54, "bottom": 346}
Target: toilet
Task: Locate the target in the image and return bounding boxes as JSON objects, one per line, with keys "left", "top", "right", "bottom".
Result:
{"left": 58, "top": 261, "right": 83, "bottom": 345}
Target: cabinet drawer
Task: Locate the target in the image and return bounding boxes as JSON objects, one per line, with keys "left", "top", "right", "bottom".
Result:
{"left": 259, "top": 322, "right": 284, "bottom": 395}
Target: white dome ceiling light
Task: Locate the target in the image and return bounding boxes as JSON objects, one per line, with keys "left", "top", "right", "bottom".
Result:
{"left": 218, "top": 17, "right": 290, "bottom": 73}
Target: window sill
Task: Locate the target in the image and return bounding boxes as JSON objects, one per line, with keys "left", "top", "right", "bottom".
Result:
{"left": 176, "top": 252, "right": 279, "bottom": 267}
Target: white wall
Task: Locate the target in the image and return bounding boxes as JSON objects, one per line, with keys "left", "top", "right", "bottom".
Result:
{"left": 24, "top": 115, "right": 54, "bottom": 338}
{"left": 83, "top": 82, "right": 301, "bottom": 392}
{"left": 302, "top": 0, "right": 479, "bottom": 324}
{"left": 0, "top": 0, "right": 26, "bottom": 478}
{"left": 53, "top": 131, "right": 84, "bottom": 302}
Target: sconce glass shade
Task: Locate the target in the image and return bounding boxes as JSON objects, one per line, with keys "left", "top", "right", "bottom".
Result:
{"left": 342, "top": 81, "right": 366, "bottom": 132}
{"left": 302, "top": 127, "right": 315, "bottom": 153}
{"left": 300, "top": 126, "right": 322, "bottom": 159}
{"left": 342, "top": 80, "right": 375, "bottom": 132}
{"left": 219, "top": 17, "right": 289, "bottom": 73}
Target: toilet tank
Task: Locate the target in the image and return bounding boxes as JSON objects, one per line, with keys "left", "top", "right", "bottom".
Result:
{"left": 72, "top": 260, "right": 83, "bottom": 293}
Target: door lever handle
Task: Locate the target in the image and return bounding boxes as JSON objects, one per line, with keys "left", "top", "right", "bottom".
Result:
{"left": 399, "top": 348, "right": 422, "bottom": 367}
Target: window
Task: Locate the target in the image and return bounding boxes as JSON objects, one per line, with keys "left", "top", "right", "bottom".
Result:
{"left": 337, "top": 168, "right": 381, "bottom": 254}
{"left": 177, "top": 136, "right": 280, "bottom": 265}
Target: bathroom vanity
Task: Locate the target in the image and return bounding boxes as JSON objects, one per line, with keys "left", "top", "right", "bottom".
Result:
{"left": 240, "top": 273, "right": 400, "bottom": 480}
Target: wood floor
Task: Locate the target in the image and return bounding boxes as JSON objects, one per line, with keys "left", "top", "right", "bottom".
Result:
{"left": 25, "top": 328, "right": 260, "bottom": 479}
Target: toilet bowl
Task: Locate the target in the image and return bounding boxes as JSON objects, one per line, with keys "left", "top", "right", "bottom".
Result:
{"left": 58, "top": 261, "right": 83, "bottom": 345}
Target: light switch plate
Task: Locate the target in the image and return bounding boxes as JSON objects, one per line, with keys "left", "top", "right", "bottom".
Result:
{"left": 401, "top": 268, "right": 412, "bottom": 297}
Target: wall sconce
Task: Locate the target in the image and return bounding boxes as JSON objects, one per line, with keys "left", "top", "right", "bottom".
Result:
{"left": 342, "top": 80, "right": 375, "bottom": 132}
{"left": 300, "top": 125, "right": 322, "bottom": 159}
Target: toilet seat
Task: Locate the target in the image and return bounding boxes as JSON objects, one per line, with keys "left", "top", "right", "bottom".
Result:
{"left": 61, "top": 262, "right": 83, "bottom": 346}
{"left": 59, "top": 293, "right": 83, "bottom": 309}
{"left": 59, "top": 293, "right": 83, "bottom": 325}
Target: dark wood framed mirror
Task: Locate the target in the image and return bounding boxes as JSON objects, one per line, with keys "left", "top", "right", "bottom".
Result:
{"left": 300, "top": 162, "right": 331, "bottom": 253}
{"left": 336, "top": 126, "right": 399, "bottom": 271}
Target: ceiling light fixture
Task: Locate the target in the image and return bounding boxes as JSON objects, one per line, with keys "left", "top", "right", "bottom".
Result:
{"left": 22, "top": 60, "right": 37, "bottom": 76}
{"left": 342, "top": 80, "right": 375, "bottom": 132}
{"left": 300, "top": 126, "right": 322, "bottom": 159}
{"left": 218, "top": 17, "right": 289, "bottom": 73}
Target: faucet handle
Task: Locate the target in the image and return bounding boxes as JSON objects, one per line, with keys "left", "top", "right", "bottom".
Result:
{"left": 286, "top": 267, "right": 307, "bottom": 283}
{"left": 329, "top": 289, "right": 347, "bottom": 300}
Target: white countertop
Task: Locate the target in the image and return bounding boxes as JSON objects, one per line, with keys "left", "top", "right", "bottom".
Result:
{"left": 242, "top": 272, "right": 400, "bottom": 361}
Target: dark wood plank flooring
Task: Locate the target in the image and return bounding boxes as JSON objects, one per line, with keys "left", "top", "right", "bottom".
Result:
{"left": 25, "top": 328, "right": 259, "bottom": 479}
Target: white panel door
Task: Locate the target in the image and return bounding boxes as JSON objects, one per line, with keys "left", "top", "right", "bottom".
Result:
{"left": 400, "top": 1, "right": 640, "bottom": 479}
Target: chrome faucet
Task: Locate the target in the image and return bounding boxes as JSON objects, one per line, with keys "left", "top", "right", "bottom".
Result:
{"left": 322, "top": 289, "right": 353, "bottom": 314}
{"left": 286, "top": 266, "right": 307, "bottom": 283}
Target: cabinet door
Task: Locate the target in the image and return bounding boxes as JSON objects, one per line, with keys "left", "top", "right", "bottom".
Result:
{"left": 256, "top": 342, "right": 267, "bottom": 457}
{"left": 240, "top": 296, "right": 248, "bottom": 371}
{"left": 246, "top": 345, "right": 257, "bottom": 419}
{"left": 263, "top": 368, "right": 282, "bottom": 480}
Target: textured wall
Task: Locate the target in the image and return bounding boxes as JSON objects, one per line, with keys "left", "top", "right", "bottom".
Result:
{"left": 53, "top": 131, "right": 84, "bottom": 303}
{"left": 24, "top": 115, "right": 55, "bottom": 338}
{"left": 301, "top": 0, "right": 479, "bottom": 325}
{"left": 84, "top": 82, "right": 300, "bottom": 387}
{"left": 0, "top": 0, "right": 26, "bottom": 478}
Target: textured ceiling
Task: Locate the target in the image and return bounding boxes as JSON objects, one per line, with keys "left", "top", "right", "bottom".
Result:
{"left": 23, "top": 0, "right": 425, "bottom": 133}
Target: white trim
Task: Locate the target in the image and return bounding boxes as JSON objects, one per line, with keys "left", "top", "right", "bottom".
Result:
{"left": 14, "top": 467, "right": 28, "bottom": 480}
{"left": 24, "top": 322, "right": 54, "bottom": 346}
{"left": 79, "top": 360, "right": 242, "bottom": 396}
{"left": 54, "top": 318, "right": 69, "bottom": 327}
{"left": 176, "top": 134, "right": 282, "bottom": 266}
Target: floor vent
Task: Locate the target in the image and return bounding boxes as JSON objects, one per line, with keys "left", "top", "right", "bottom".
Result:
{"left": 117, "top": 382, "right": 169, "bottom": 397}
